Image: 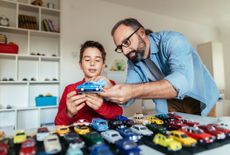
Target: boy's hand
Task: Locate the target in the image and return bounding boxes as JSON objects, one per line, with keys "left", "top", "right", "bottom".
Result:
{"left": 85, "top": 93, "right": 103, "bottom": 110}
{"left": 66, "top": 91, "right": 86, "bottom": 118}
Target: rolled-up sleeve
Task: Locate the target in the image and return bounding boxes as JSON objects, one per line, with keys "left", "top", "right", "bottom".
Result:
{"left": 163, "top": 32, "right": 194, "bottom": 99}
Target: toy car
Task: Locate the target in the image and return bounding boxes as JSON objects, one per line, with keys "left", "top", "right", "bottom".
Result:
{"left": 208, "top": 124, "right": 230, "bottom": 137}
{"left": 0, "top": 143, "right": 8, "bottom": 155}
{"left": 181, "top": 119, "right": 199, "bottom": 126}
{"left": 64, "top": 132, "right": 85, "bottom": 148}
{"left": 146, "top": 116, "right": 164, "bottom": 125}
{"left": 198, "top": 125, "right": 226, "bottom": 140}
{"left": 44, "top": 134, "right": 61, "bottom": 154}
{"left": 57, "top": 125, "right": 70, "bottom": 136}
{"left": 130, "top": 124, "right": 153, "bottom": 136}
{"left": 109, "top": 119, "right": 124, "bottom": 129}
{"left": 181, "top": 126, "right": 215, "bottom": 144}
{"left": 169, "top": 130, "right": 197, "bottom": 147}
{"left": 101, "top": 130, "right": 123, "bottom": 143}
{"left": 90, "top": 143, "right": 114, "bottom": 155}
{"left": 74, "top": 125, "right": 90, "bottom": 135}
{"left": 14, "top": 130, "right": 27, "bottom": 144}
{"left": 77, "top": 80, "right": 105, "bottom": 93}
{"left": 36, "top": 127, "right": 49, "bottom": 141}
{"left": 167, "top": 112, "right": 182, "bottom": 119}
{"left": 20, "top": 139, "right": 36, "bottom": 155}
{"left": 116, "top": 128, "right": 142, "bottom": 142}
{"left": 167, "top": 119, "right": 187, "bottom": 130}
{"left": 66, "top": 143, "right": 83, "bottom": 155}
{"left": 115, "top": 115, "right": 134, "bottom": 127}
{"left": 82, "top": 131, "right": 104, "bottom": 146}
{"left": 73, "top": 119, "right": 90, "bottom": 126}
{"left": 153, "top": 133, "right": 182, "bottom": 151}
{"left": 146, "top": 123, "right": 168, "bottom": 134}
{"left": 91, "top": 118, "right": 109, "bottom": 132}
{"left": 133, "top": 113, "right": 151, "bottom": 125}
{"left": 115, "top": 138, "right": 141, "bottom": 155}
{"left": 0, "top": 130, "right": 5, "bottom": 141}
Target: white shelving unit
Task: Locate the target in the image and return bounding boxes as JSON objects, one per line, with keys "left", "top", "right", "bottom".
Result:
{"left": 0, "top": 0, "right": 61, "bottom": 130}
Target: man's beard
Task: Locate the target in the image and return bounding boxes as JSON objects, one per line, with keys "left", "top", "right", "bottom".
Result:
{"left": 125, "top": 37, "right": 146, "bottom": 63}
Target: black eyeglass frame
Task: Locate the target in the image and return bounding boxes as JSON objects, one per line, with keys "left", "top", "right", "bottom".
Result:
{"left": 115, "top": 26, "right": 141, "bottom": 53}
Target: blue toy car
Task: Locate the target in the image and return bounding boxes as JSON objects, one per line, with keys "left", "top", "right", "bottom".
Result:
{"left": 76, "top": 79, "right": 106, "bottom": 93}
{"left": 115, "top": 115, "right": 134, "bottom": 127}
{"left": 115, "top": 139, "right": 141, "bottom": 155}
{"left": 90, "top": 143, "right": 114, "bottom": 155}
{"left": 91, "top": 118, "right": 109, "bottom": 132}
{"left": 116, "top": 128, "right": 142, "bottom": 142}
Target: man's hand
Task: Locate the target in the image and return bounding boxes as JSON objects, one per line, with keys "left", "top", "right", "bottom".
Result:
{"left": 99, "top": 84, "right": 134, "bottom": 104}
{"left": 85, "top": 93, "right": 103, "bottom": 110}
{"left": 66, "top": 91, "right": 86, "bottom": 118}
{"left": 92, "top": 76, "right": 113, "bottom": 88}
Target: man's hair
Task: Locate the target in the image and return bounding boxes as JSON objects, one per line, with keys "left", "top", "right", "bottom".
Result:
{"left": 111, "top": 18, "right": 144, "bottom": 36}
{"left": 79, "top": 40, "right": 106, "bottom": 63}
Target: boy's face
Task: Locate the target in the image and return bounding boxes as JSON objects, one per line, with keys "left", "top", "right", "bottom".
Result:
{"left": 80, "top": 47, "right": 105, "bottom": 80}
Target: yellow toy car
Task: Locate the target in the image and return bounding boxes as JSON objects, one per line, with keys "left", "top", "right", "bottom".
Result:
{"left": 74, "top": 125, "right": 90, "bottom": 135}
{"left": 169, "top": 130, "right": 197, "bottom": 147}
{"left": 146, "top": 116, "right": 164, "bottom": 125}
{"left": 0, "top": 130, "right": 5, "bottom": 141}
{"left": 13, "top": 130, "right": 27, "bottom": 144}
{"left": 153, "top": 133, "right": 182, "bottom": 151}
{"left": 57, "top": 125, "right": 70, "bottom": 136}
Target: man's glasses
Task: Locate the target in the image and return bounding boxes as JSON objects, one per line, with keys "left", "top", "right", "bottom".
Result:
{"left": 115, "top": 27, "right": 141, "bottom": 53}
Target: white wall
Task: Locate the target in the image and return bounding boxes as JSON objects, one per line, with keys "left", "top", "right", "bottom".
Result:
{"left": 219, "top": 28, "right": 230, "bottom": 99}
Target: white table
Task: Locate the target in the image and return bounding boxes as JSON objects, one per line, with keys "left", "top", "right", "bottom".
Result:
{"left": 140, "top": 112, "right": 230, "bottom": 155}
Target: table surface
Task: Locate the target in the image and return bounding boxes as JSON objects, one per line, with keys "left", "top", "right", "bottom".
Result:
{"left": 140, "top": 112, "right": 230, "bottom": 155}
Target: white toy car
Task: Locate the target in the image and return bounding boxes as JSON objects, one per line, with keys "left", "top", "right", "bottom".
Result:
{"left": 133, "top": 113, "right": 151, "bottom": 125}
{"left": 131, "top": 124, "right": 153, "bottom": 136}
{"left": 101, "top": 130, "right": 123, "bottom": 143}
{"left": 44, "top": 134, "right": 61, "bottom": 154}
{"left": 36, "top": 127, "right": 49, "bottom": 141}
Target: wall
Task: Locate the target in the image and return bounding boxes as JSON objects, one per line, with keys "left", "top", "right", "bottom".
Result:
{"left": 60, "top": 0, "right": 219, "bottom": 115}
{"left": 219, "top": 28, "right": 230, "bottom": 99}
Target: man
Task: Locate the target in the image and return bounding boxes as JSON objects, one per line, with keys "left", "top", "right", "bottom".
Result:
{"left": 99, "top": 18, "right": 219, "bottom": 116}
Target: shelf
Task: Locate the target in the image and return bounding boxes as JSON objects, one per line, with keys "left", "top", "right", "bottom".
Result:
{"left": 0, "top": 53, "right": 17, "bottom": 58}
{"left": 0, "top": 81, "right": 27, "bottom": 84}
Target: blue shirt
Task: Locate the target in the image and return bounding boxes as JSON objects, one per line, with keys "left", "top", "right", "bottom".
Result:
{"left": 125, "top": 31, "right": 220, "bottom": 116}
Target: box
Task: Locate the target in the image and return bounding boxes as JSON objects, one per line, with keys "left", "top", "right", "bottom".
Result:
{"left": 0, "top": 43, "right": 18, "bottom": 54}
{"left": 35, "top": 96, "right": 57, "bottom": 107}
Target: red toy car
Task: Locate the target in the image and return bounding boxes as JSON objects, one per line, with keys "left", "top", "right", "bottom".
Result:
{"left": 208, "top": 124, "right": 230, "bottom": 137}
{"left": 167, "top": 112, "right": 182, "bottom": 119}
{"left": 20, "top": 139, "right": 36, "bottom": 155}
{"left": 168, "top": 119, "right": 187, "bottom": 130}
{"left": 181, "top": 126, "right": 215, "bottom": 144}
{"left": 73, "top": 119, "right": 90, "bottom": 126}
{"left": 198, "top": 125, "right": 226, "bottom": 140}
{"left": 0, "top": 143, "right": 8, "bottom": 155}
{"left": 181, "top": 119, "right": 199, "bottom": 126}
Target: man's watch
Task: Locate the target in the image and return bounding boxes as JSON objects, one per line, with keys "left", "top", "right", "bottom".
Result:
{"left": 0, "top": 17, "right": 10, "bottom": 26}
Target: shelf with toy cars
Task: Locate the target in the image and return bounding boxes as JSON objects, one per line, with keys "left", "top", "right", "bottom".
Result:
{"left": 0, "top": 0, "right": 61, "bottom": 130}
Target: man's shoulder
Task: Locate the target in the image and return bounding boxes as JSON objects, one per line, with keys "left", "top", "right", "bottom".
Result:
{"left": 152, "top": 31, "right": 184, "bottom": 40}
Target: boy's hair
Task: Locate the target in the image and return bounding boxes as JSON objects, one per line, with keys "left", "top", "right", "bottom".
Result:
{"left": 111, "top": 18, "right": 144, "bottom": 36}
{"left": 79, "top": 40, "right": 106, "bottom": 63}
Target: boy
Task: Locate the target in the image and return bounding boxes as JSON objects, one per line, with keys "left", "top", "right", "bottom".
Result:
{"left": 55, "top": 41, "right": 122, "bottom": 125}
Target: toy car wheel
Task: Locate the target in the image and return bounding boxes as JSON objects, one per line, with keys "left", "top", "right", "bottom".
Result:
{"left": 81, "top": 88, "right": 84, "bottom": 91}
{"left": 96, "top": 88, "right": 99, "bottom": 91}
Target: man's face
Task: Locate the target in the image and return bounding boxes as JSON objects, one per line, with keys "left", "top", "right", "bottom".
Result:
{"left": 113, "top": 25, "right": 146, "bottom": 63}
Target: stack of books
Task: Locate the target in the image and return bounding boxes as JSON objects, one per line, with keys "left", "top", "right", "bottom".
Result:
{"left": 0, "top": 34, "right": 7, "bottom": 44}
{"left": 42, "top": 19, "right": 57, "bottom": 32}
{"left": 18, "top": 15, "right": 38, "bottom": 30}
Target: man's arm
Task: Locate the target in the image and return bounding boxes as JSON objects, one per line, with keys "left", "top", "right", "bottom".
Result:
{"left": 101, "top": 79, "right": 177, "bottom": 104}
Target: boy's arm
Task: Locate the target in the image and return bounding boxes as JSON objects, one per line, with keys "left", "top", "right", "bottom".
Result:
{"left": 54, "top": 86, "right": 75, "bottom": 125}
{"left": 96, "top": 101, "right": 123, "bottom": 119}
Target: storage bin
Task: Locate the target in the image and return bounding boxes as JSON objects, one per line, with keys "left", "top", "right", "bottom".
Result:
{"left": 35, "top": 96, "right": 57, "bottom": 107}
{"left": 0, "top": 43, "right": 18, "bottom": 54}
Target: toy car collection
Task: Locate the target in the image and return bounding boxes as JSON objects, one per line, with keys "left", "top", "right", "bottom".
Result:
{"left": 2, "top": 113, "right": 230, "bottom": 154}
